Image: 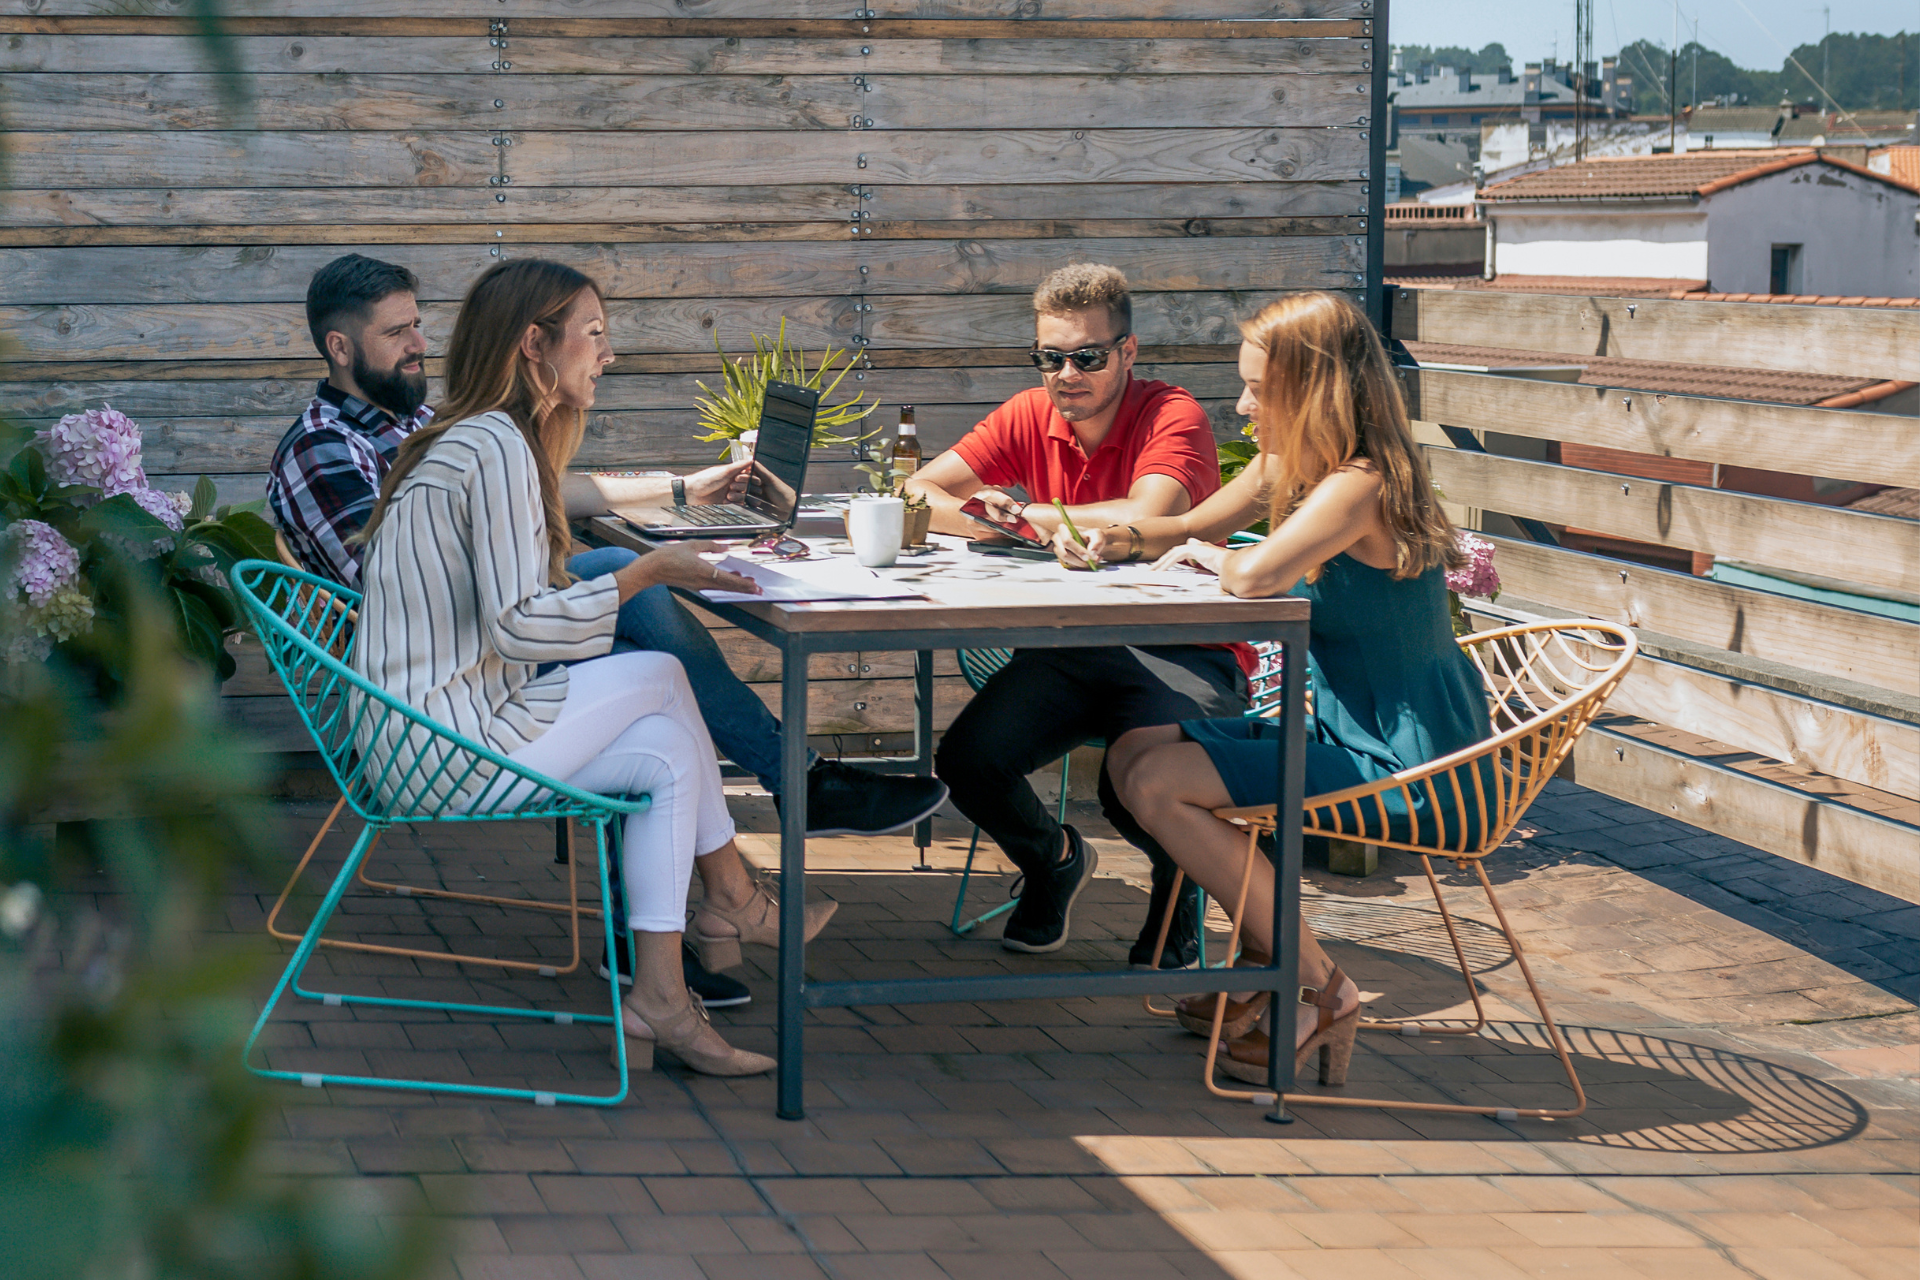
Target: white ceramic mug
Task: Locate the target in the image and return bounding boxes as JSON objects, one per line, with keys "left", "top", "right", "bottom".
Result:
{"left": 847, "top": 495, "right": 905, "bottom": 568}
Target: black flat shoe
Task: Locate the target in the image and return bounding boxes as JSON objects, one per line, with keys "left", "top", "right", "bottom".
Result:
{"left": 775, "top": 760, "right": 949, "bottom": 837}
{"left": 1129, "top": 865, "right": 1201, "bottom": 970}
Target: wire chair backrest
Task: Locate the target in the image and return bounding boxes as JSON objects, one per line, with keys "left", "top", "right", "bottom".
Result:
{"left": 1292, "top": 619, "right": 1636, "bottom": 861}
{"left": 229, "top": 559, "right": 644, "bottom": 827}
{"left": 956, "top": 647, "right": 1013, "bottom": 693}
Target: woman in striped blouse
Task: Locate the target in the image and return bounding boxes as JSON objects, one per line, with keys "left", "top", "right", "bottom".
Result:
{"left": 354, "top": 259, "right": 795, "bottom": 1077}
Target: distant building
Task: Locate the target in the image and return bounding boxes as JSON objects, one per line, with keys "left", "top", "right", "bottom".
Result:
{"left": 1477, "top": 150, "right": 1920, "bottom": 297}
{"left": 1390, "top": 56, "right": 1634, "bottom": 160}
{"left": 1684, "top": 106, "right": 1781, "bottom": 149}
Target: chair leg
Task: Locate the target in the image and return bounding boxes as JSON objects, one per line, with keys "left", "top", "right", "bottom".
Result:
{"left": 1199, "top": 840, "right": 1587, "bottom": 1120}
{"left": 268, "top": 789, "right": 593, "bottom": 976}
{"left": 247, "top": 816, "right": 632, "bottom": 1108}
{"left": 950, "top": 823, "right": 1017, "bottom": 936}
{"left": 1358, "top": 854, "right": 1489, "bottom": 1037}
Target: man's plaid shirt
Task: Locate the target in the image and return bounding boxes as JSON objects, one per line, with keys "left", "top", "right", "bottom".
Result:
{"left": 265, "top": 381, "right": 432, "bottom": 590}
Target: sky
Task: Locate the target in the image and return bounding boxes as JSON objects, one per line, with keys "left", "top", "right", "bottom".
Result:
{"left": 1390, "top": 0, "right": 1912, "bottom": 73}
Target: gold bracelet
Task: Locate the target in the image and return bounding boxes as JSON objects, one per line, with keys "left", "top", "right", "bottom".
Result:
{"left": 1126, "top": 525, "right": 1146, "bottom": 563}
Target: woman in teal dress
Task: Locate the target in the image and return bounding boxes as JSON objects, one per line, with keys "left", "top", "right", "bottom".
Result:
{"left": 1066, "top": 291, "right": 1491, "bottom": 1086}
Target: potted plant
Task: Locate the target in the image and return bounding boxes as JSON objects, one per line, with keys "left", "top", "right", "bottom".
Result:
{"left": 850, "top": 442, "right": 932, "bottom": 548}
{"left": 694, "top": 319, "right": 878, "bottom": 461}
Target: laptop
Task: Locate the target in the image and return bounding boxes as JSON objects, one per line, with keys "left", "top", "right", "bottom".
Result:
{"left": 619, "top": 380, "right": 819, "bottom": 538}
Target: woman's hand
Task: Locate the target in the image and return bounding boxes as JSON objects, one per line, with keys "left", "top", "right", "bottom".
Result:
{"left": 682, "top": 459, "right": 752, "bottom": 506}
{"left": 612, "top": 544, "right": 761, "bottom": 602}
{"left": 1150, "top": 538, "right": 1228, "bottom": 575}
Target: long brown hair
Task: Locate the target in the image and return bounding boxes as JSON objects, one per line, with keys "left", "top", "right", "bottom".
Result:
{"left": 358, "top": 259, "right": 600, "bottom": 584}
{"left": 1243, "top": 291, "right": 1461, "bottom": 580}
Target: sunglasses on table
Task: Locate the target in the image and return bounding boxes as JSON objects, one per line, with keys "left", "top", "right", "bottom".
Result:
{"left": 748, "top": 534, "right": 812, "bottom": 561}
{"left": 1028, "top": 333, "right": 1130, "bottom": 374}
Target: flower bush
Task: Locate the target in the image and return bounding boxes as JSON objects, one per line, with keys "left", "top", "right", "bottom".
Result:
{"left": 0, "top": 406, "right": 277, "bottom": 684}
{"left": 1445, "top": 531, "right": 1500, "bottom": 636}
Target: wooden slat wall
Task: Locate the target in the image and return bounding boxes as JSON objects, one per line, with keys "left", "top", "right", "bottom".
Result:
{"left": 1396, "top": 290, "right": 1920, "bottom": 901}
{"left": 3, "top": 0, "right": 1377, "bottom": 742}
{"left": 1, "top": 0, "right": 1375, "bottom": 502}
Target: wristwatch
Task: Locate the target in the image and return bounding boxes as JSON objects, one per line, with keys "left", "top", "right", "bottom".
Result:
{"left": 671, "top": 477, "right": 686, "bottom": 506}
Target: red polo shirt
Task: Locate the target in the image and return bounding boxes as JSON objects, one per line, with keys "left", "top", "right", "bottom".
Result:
{"left": 952, "top": 377, "right": 1256, "bottom": 678}
{"left": 952, "top": 378, "right": 1220, "bottom": 508}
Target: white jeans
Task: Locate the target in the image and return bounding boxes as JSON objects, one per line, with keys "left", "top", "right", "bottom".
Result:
{"left": 505, "top": 651, "right": 737, "bottom": 932}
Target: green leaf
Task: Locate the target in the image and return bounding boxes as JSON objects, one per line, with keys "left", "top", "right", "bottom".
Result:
{"left": 188, "top": 475, "right": 218, "bottom": 522}
{"left": 74, "top": 492, "right": 171, "bottom": 541}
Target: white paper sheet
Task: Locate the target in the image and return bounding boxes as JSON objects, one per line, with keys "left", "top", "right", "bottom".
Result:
{"left": 696, "top": 554, "right": 928, "bottom": 603}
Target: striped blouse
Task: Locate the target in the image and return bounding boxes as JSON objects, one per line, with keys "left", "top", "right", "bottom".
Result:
{"left": 352, "top": 410, "right": 617, "bottom": 804}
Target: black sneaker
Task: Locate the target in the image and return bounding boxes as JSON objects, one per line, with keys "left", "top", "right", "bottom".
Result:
{"left": 599, "top": 939, "right": 750, "bottom": 1010}
{"left": 1128, "top": 867, "right": 1202, "bottom": 970}
{"left": 1001, "top": 825, "right": 1099, "bottom": 953}
{"left": 775, "top": 760, "right": 949, "bottom": 837}
{"left": 597, "top": 935, "right": 634, "bottom": 988}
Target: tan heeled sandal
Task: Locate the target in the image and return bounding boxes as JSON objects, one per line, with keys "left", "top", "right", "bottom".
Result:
{"left": 615, "top": 997, "right": 774, "bottom": 1077}
{"left": 1217, "top": 965, "right": 1360, "bottom": 1088}
{"left": 689, "top": 875, "right": 837, "bottom": 971}
{"left": 1175, "top": 947, "right": 1272, "bottom": 1040}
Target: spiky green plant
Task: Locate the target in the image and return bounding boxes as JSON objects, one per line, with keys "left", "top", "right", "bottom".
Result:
{"left": 694, "top": 319, "right": 878, "bottom": 458}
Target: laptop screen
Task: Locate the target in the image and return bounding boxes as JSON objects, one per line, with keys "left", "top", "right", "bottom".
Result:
{"left": 741, "top": 380, "right": 818, "bottom": 527}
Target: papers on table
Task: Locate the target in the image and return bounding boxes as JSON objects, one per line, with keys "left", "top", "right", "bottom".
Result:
{"left": 696, "top": 554, "right": 928, "bottom": 604}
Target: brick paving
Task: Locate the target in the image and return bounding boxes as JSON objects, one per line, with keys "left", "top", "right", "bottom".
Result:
{"left": 237, "top": 775, "right": 1919, "bottom": 1280}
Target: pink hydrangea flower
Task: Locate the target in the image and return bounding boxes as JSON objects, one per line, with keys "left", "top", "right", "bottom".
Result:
{"left": 1446, "top": 532, "right": 1500, "bottom": 600}
{"left": 127, "top": 486, "right": 186, "bottom": 533}
{"left": 4, "top": 520, "right": 81, "bottom": 607}
{"left": 38, "top": 404, "right": 147, "bottom": 495}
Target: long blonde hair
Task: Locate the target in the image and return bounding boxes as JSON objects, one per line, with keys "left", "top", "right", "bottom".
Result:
{"left": 1243, "top": 292, "right": 1462, "bottom": 580}
{"left": 358, "top": 259, "right": 599, "bottom": 584}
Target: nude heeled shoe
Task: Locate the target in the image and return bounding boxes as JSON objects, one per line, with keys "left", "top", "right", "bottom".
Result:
{"left": 615, "top": 997, "right": 774, "bottom": 1078}
{"left": 689, "top": 875, "right": 837, "bottom": 972}
{"left": 1216, "top": 965, "right": 1360, "bottom": 1088}
{"left": 1174, "top": 947, "right": 1272, "bottom": 1041}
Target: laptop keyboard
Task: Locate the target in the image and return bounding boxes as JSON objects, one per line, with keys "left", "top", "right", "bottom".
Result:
{"left": 666, "top": 504, "right": 768, "bottom": 527}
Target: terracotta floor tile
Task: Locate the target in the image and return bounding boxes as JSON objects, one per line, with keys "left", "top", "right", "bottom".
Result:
{"left": 1807, "top": 1206, "right": 1920, "bottom": 1247}
{"left": 1490, "top": 1211, "right": 1703, "bottom": 1249}
{"left": 1379, "top": 1212, "right": 1537, "bottom": 1250}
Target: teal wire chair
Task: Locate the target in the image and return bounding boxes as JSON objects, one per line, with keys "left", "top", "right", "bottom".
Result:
{"left": 229, "top": 559, "right": 651, "bottom": 1107}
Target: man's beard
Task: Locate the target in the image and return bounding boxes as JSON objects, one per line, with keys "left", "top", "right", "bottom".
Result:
{"left": 351, "top": 347, "right": 428, "bottom": 419}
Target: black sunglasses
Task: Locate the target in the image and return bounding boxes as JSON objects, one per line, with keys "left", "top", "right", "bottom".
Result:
{"left": 1028, "top": 334, "right": 1130, "bottom": 374}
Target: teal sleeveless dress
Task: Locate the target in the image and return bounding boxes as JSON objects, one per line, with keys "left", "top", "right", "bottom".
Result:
{"left": 1183, "top": 554, "right": 1494, "bottom": 848}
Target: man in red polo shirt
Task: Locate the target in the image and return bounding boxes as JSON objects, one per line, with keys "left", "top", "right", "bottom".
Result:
{"left": 907, "top": 264, "right": 1249, "bottom": 961}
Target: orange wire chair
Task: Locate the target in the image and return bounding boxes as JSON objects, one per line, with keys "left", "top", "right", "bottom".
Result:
{"left": 1153, "top": 618, "right": 1636, "bottom": 1120}
{"left": 263, "top": 531, "right": 599, "bottom": 977}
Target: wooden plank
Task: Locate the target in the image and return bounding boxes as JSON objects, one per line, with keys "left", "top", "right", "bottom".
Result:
{"left": 1568, "top": 725, "right": 1919, "bottom": 904}
{"left": 2, "top": 16, "right": 1371, "bottom": 39}
{"left": 0, "top": 72, "right": 1372, "bottom": 132}
{"left": 1483, "top": 535, "right": 1920, "bottom": 696}
{"left": 1601, "top": 656, "right": 1918, "bottom": 798}
{"left": 0, "top": 73, "right": 862, "bottom": 132}
{"left": 0, "top": 34, "right": 1370, "bottom": 75}
{"left": 1, "top": 127, "right": 1368, "bottom": 188}
{"left": 1402, "top": 367, "right": 1920, "bottom": 489}
{"left": 0, "top": 290, "right": 1313, "bottom": 361}
{"left": 0, "top": 181, "right": 1364, "bottom": 229}
{"left": 0, "top": 236, "right": 1360, "bottom": 305}
{"left": 8, "top": 1, "right": 1366, "bottom": 18}
{"left": 1392, "top": 288, "right": 1920, "bottom": 384}
{"left": 0, "top": 185, "right": 856, "bottom": 229}
{"left": 1425, "top": 449, "right": 1920, "bottom": 595}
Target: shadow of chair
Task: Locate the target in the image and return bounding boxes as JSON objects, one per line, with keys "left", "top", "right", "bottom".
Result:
{"left": 262, "top": 530, "right": 603, "bottom": 979}
{"left": 232, "top": 558, "right": 647, "bottom": 1105}
{"left": 1166, "top": 618, "right": 1637, "bottom": 1119}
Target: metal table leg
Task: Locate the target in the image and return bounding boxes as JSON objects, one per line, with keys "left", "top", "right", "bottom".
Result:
{"left": 777, "top": 636, "right": 812, "bottom": 1120}
{"left": 1268, "top": 630, "right": 1309, "bottom": 1122}
{"left": 913, "top": 649, "right": 936, "bottom": 861}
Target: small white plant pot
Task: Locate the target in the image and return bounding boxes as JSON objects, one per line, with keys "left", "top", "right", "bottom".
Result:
{"left": 728, "top": 430, "right": 758, "bottom": 465}
{"left": 846, "top": 495, "right": 904, "bottom": 568}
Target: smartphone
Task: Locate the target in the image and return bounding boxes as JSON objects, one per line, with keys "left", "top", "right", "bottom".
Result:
{"left": 959, "top": 495, "right": 1046, "bottom": 548}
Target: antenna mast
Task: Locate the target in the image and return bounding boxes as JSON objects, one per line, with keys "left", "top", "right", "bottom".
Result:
{"left": 1574, "top": 0, "right": 1593, "bottom": 159}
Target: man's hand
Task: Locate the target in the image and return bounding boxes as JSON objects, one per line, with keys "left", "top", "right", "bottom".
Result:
{"left": 1050, "top": 522, "right": 1098, "bottom": 569}
{"left": 1150, "top": 538, "right": 1228, "bottom": 575}
{"left": 1079, "top": 525, "right": 1127, "bottom": 566}
{"left": 972, "top": 488, "right": 1026, "bottom": 526}
{"left": 682, "top": 459, "right": 752, "bottom": 506}
{"left": 612, "top": 543, "right": 761, "bottom": 602}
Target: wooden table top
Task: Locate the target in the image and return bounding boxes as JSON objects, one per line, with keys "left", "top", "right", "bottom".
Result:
{"left": 586, "top": 518, "right": 1308, "bottom": 637}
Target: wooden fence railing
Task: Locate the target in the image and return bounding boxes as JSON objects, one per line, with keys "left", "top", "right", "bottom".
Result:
{"left": 1395, "top": 288, "right": 1920, "bottom": 903}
